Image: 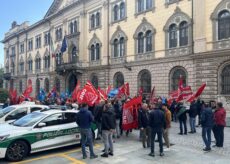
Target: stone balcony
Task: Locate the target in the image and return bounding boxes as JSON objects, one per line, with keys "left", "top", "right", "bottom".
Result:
{"left": 3, "top": 72, "right": 11, "bottom": 80}
{"left": 110, "top": 56, "right": 126, "bottom": 65}
{"left": 166, "top": 46, "right": 192, "bottom": 56}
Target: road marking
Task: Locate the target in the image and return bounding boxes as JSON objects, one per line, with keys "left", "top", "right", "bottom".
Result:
{"left": 59, "top": 154, "right": 85, "bottom": 164}
{"left": 12, "top": 144, "right": 101, "bottom": 164}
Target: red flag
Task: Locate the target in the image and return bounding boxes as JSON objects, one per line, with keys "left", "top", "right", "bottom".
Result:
{"left": 150, "top": 86, "right": 157, "bottom": 103}
{"left": 72, "top": 80, "right": 81, "bottom": 101}
{"left": 118, "top": 83, "right": 130, "bottom": 97}
{"left": 47, "top": 87, "right": 57, "bottom": 98}
{"left": 187, "top": 83, "right": 206, "bottom": 102}
{"left": 178, "top": 75, "right": 183, "bottom": 90}
{"left": 98, "top": 87, "right": 108, "bottom": 101}
{"left": 77, "top": 82, "right": 99, "bottom": 106}
{"left": 138, "top": 87, "right": 143, "bottom": 96}
{"left": 176, "top": 86, "right": 193, "bottom": 102}
{"left": 9, "top": 89, "right": 17, "bottom": 105}
{"left": 122, "top": 96, "right": 142, "bottom": 130}
{"left": 23, "top": 84, "right": 33, "bottom": 98}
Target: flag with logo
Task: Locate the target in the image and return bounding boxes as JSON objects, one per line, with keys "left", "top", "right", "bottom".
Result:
{"left": 72, "top": 80, "right": 81, "bottom": 101}
{"left": 98, "top": 87, "right": 108, "bottom": 101}
{"left": 118, "top": 83, "right": 130, "bottom": 97}
{"left": 122, "top": 96, "right": 142, "bottom": 130}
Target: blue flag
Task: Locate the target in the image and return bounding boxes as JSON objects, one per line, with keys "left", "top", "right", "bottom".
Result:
{"left": 61, "top": 37, "right": 67, "bottom": 53}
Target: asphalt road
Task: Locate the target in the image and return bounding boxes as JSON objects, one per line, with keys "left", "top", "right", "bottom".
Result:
{"left": 1, "top": 122, "right": 230, "bottom": 164}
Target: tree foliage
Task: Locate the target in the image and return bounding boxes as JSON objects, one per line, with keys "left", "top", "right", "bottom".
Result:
{"left": 0, "top": 88, "right": 9, "bottom": 103}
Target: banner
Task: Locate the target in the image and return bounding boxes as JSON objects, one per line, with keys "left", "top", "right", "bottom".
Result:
{"left": 118, "top": 83, "right": 130, "bottom": 98}
{"left": 122, "top": 96, "right": 142, "bottom": 130}
{"left": 98, "top": 87, "right": 108, "bottom": 101}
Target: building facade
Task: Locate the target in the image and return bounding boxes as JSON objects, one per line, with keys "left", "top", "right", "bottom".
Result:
{"left": 2, "top": 0, "right": 230, "bottom": 102}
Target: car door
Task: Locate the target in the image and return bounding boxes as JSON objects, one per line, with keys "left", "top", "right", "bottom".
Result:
{"left": 4, "top": 107, "right": 28, "bottom": 123}
{"left": 31, "top": 113, "right": 64, "bottom": 151}
{"left": 58, "top": 112, "right": 80, "bottom": 144}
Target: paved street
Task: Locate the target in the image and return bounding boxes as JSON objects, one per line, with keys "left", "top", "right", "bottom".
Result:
{"left": 1, "top": 122, "right": 230, "bottom": 164}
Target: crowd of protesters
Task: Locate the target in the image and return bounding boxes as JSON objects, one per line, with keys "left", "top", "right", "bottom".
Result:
{"left": 2, "top": 95, "right": 227, "bottom": 159}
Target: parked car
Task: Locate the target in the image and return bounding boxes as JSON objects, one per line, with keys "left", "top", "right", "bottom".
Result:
{"left": 0, "top": 102, "right": 49, "bottom": 124}
{"left": 0, "top": 110, "right": 97, "bottom": 161}
{"left": 0, "top": 103, "right": 4, "bottom": 109}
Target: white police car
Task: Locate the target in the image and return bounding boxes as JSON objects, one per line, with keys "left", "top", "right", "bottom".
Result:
{"left": 0, "top": 110, "right": 97, "bottom": 161}
{"left": 0, "top": 102, "right": 49, "bottom": 124}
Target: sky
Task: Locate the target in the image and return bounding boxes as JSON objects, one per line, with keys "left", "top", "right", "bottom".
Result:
{"left": 0, "top": 0, "right": 53, "bottom": 68}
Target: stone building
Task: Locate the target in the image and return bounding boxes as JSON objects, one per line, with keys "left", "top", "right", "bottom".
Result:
{"left": 2, "top": 0, "right": 230, "bottom": 103}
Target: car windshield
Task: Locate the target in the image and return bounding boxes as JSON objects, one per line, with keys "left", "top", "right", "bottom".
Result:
{"left": 0, "top": 106, "right": 15, "bottom": 118}
{"left": 13, "top": 112, "right": 47, "bottom": 127}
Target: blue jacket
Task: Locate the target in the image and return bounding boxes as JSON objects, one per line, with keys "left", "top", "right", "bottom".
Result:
{"left": 76, "top": 107, "right": 94, "bottom": 129}
{"left": 149, "top": 108, "right": 166, "bottom": 130}
{"left": 201, "top": 108, "right": 214, "bottom": 128}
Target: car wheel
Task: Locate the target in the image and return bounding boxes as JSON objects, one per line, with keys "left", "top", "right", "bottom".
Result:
{"left": 6, "top": 140, "right": 29, "bottom": 162}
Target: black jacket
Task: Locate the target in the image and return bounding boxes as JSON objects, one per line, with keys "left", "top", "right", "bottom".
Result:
{"left": 113, "top": 103, "right": 122, "bottom": 119}
{"left": 138, "top": 108, "right": 149, "bottom": 128}
{"left": 201, "top": 108, "right": 214, "bottom": 128}
{"left": 149, "top": 109, "right": 166, "bottom": 130}
{"left": 189, "top": 103, "right": 197, "bottom": 118}
{"left": 101, "top": 109, "right": 116, "bottom": 130}
{"left": 94, "top": 104, "right": 104, "bottom": 122}
{"left": 76, "top": 108, "right": 94, "bottom": 129}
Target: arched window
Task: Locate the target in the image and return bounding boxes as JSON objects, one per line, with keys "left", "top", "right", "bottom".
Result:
{"left": 114, "top": 39, "right": 119, "bottom": 57}
{"left": 146, "top": 30, "right": 152, "bottom": 52}
{"left": 91, "top": 45, "right": 95, "bottom": 61}
{"left": 56, "top": 29, "right": 59, "bottom": 41}
{"left": 221, "top": 65, "right": 230, "bottom": 94}
{"left": 120, "top": 2, "right": 125, "bottom": 19}
{"left": 138, "top": 32, "right": 144, "bottom": 54}
{"left": 91, "top": 14, "right": 95, "bottom": 29}
{"left": 44, "top": 78, "right": 49, "bottom": 93}
{"left": 95, "top": 43, "right": 100, "bottom": 60}
{"left": 169, "top": 24, "right": 177, "bottom": 48}
{"left": 19, "top": 80, "right": 23, "bottom": 93}
{"left": 138, "top": 70, "right": 151, "bottom": 94}
{"left": 59, "top": 28, "right": 62, "bottom": 40}
{"left": 113, "top": 72, "right": 124, "bottom": 88}
{"left": 218, "top": 10, "right": 230, "bottom": 40}
{"left": 138, "top": 0, "right": 144, "bottom": 12}
{"left": 91, "top": 75, "right": 99, "bottom": 89}
{"left": 179, "top": 21, "right": 188, "bottom": 46}
{"left": 28, "top": 60, "right": 33, "bottom": 71}
{"left": 170, "top": 67, "right": 187, "bottom": 91}
{"left": 74, "top": 20, "right": 77, "bottom": 33}
{"left": 55, "top": 77, "right": 60, "bottom": 92}
{"left": 72, "top": 46, "right": 77, "bottom": 62}
{"left": 35, "top": 57, "right": 41, "bottom": 70}
{"left": 120, "top": 37, "right": 125, "bottom": 57}
{"left": 96, "top": 12, "right": 100, "bottom": 27}
{"left": 56, "top": 53, "right": 62, "bottom": 66}
{"left": 36, "top": 79, "right": 40, "bottom": 96}
{"left": 114, "top": 5, "right": 119, "bottom": 21}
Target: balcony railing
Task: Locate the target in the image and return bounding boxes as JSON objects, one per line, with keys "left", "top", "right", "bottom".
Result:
{"left": 135, "top": 52, "right": 154, "bottom": 61}
{"left": 213, "top": 39, "right": 230, "bottom": 50}
{"left": 55, "top": 61, "right": 83, "bottom": 75}
{"left": 110, "top": 56, "right": 126, "bottom": 65}
{"left": 165, "top": 46, "right": 192, "bottom": 56}
{"left": 3, "top": 72, "right": 11, "bottom": 80}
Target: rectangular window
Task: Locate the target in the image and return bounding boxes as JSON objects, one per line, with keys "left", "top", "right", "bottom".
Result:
{"left": 20, "top": 44, "right": 24, "bottom": 53}
{"left": 6, "top": 49, "right": 9, "bottom": 58}
{"left": 11, "top": 47, "right": 15, "bottom": 56}
{"left": 28, "top": 40, "right": 33, "bottom": 51}
{"left": 44, "top": 32, "right": 50, "bottom": 46}
{"left": 36, "top": 35, "right": 41, "bottom": 49}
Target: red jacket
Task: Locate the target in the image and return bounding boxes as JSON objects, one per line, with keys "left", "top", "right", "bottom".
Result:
{"left": 214, "top": 108, "right": 226, "bottom": 127}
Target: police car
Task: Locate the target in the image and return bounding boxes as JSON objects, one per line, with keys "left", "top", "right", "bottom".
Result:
{"left": 0, "top": 110, "right": 97, "bottom": 161}
{"left": 0, "top": 102, "right": 49, "bottom": 124}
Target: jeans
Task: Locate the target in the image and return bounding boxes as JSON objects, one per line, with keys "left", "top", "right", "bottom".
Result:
{"left": 141, "top": 127, "right": 151, "bottom": 147}
{"left": 163, "top": 128, "right": 170, "bottom": 148}
{"left": 115, "top": 119, "right": 120, "bottom": 137}
{"left": 202, "top": 127, "right": 211, "bottom": 149}
{"left": 150, "top": 128, "right": 163, "bottom": 154}
{"left": 95, "top": 121, "right": 102, "bottom": 138}
{"left": 189, "top": 117, "right": 196, "bottom": 132}
{"left": 102, "top": 130, "right": 114, "bottom": 154}
{"left": 213, "top": 125, "right": 224, "bottom": 147}
{"left": 179, "top": 119, "right": 187, "bottom": 134}
{"left": 80, "top": 128, "right": 95, "bottom": 157}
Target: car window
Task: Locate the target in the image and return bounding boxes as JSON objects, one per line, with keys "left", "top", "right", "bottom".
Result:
{"left": 30, "top": 107, "right": 42, "bottom": 113}
{"left": 0, "top": 106, "right": 15, "bottom": 118}
{"left": 40, "top": 113, "right": 63, "bottom": 127}
{"left": 63, "top": 113, "right": 76, "bottom": 124}
{"left": 5, "top": 107, "right": 28, "bottom": 121}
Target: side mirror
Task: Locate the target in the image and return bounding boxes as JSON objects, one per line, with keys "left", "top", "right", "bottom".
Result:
{"left": 37, "top": 122, "right": 46, "bottom": 128}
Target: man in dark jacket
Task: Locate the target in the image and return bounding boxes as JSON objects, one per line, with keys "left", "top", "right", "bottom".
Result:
{"left": 138, "top": 103, "right": 150, "bottom": 148}
{"left": 188, "top": 101, "right": 197, "bottom": 133}
{"left": 201, "top": 103, "right": 214, "bottom": 151}
{"left": 177, "top": 103, "right": 187, "bottom": 135}
{"left": 101, "top": 103, "right": 116, "bottom": 157}
{"left": 213, "top": 102, "right": 226, "bottom": 148}
{"left": 149, "top": 103, "right": 166, "bottom": 157}
{"left": 76, "top": 103, "right": 98, "bottom": 159}
{"left": 94, "top": 101, "right": 105, "bottom": 140}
